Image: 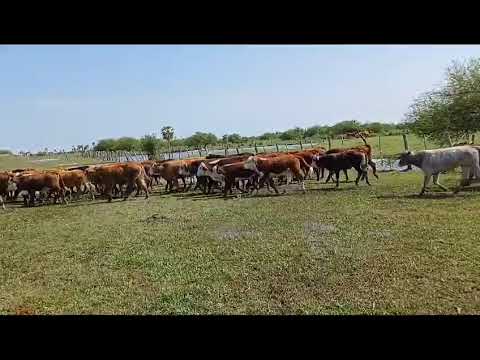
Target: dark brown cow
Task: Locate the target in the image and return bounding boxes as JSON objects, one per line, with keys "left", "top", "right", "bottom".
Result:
{"left": 215, "top": 162, "right": 264, "bottom": 198}
{"left": 314, "top": 150, "right": 370, "bottom": 188}
{"left": 196, "top": 154, "right": 254, "bottom": 194}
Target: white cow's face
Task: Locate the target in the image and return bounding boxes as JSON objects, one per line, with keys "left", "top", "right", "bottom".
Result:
{"left": 196, "top": 163, "right": 208, "bottom": 177}
{"left": 243, "top": 156, "right": 257, "bottom": 171}
{"left": 7, "top": 178, "right": 17, "bottom": 192}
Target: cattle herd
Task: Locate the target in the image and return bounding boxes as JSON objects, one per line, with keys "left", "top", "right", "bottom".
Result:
{"left": 2, "top": 137, "right": 480, "bottom": 210}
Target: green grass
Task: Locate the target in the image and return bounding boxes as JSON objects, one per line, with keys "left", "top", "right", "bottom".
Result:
{"left": 0, "top": 154, "right": 104, "bottom": 171}
{"left": 1, "top": 165, "right": 479, "bottom": 314}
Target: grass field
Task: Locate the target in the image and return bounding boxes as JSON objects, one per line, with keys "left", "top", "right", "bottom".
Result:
{"left": 1, "top": 155, "right": 479, "bottom": 314}
{"left": 0, "top": 153, "right": 101, "bottom": 171}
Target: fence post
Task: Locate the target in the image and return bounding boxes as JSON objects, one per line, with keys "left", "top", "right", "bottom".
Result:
{"left": 254, "top": 143, "right": 258, "bottom": 154}
{"left": 285, "top": 143, "right": 288, "bottom": 152}
{"left": 276, "top": 143, "right": 280, "bottom": 152}
{"left": 236, "top": 147, "right": 240, "bottom": 155}
{"left": 310, "top": 140, "right": 314, "bottom": 149}
{"left": 447, "top": 133, "right": 453, "bottom": 147}
{"left": 299, "top": 140, "right": 303, "bottom": 150}
{"left": 402, "top": 133, "right": 412, "bottom": 171}
{"left": 327, "top": 137, "right": 332, "bottom": 150}
{"left": 341, "top": 136, "right": 344, "bottom": 145}
{"left": 472, "top": 134, "right": 476, "bottom": 145}
{"left": 378, "top": 135, "right": 382, "bottom": 162}
{"left": 402, "top": 134, "right": 409, "bottom": 151}
{"left": 423, "top": 134, "right": 427, "bottom": 150}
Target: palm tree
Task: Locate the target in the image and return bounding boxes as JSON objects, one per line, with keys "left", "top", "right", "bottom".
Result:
{"left": 161, "top": 126, "right": 175, "bottom": 154}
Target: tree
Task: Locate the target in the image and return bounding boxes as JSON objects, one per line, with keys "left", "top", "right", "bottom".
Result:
{"left": 406, "top": 58, "right": 480, "bottom": 145}
{"left": 329, "top": 120, "right": 362, "bottom": 136}
{"left": 140, "top": 134, "right": 159, "bottom": 158}
{"left": 184, "top": 132, "right": 218, "bottom": 148}
{"left": 161, "top": 126, "right": 175, "bottom": 152}
{"left": 94, "top": 139, "right": 116, "bottom": 151}
{"left": 279, "top": 127, "right": 305, "bottom": 141}
{"left": 228, "top": 133, "right": 242, "bottom": 143}
{"left": 113, "top": 137, "right": 140, "bottom": 151}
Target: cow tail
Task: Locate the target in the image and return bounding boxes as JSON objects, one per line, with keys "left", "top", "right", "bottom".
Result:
{"left": 299, "top": 157, "right": 313, "bottom": 178}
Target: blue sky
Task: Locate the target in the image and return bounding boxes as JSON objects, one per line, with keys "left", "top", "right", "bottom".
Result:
{"left": 2, "top": 45, "right": 480, "bottom": 153}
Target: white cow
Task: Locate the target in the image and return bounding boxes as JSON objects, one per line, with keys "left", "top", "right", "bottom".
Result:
{"left": 398, "top": 145, "right": 480, "bottom": 195}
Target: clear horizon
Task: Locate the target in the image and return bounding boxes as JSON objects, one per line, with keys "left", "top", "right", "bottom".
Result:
{"left": 2, "top": 44, "right": 480, "bottom": 153}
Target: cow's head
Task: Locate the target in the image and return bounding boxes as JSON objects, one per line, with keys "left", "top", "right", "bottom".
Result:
{"left": 7, "top": 173, "right": 17, "bottom": 192}
{"left": 243, "top": 156, "right": 258, "bottom": 171}
{"left": 196, "top": 162, "right": 209, "bottom": 177}
{"left": 398, "top": 151, "right": 413, "bottom": 167}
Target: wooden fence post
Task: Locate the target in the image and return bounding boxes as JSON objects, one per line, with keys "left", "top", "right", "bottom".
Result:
{"left": 236, "top": 147, "right": 240, "bottom": 155}
{"left": 341, "top": 136, "right": 344, "bottom": 145}
{"left": 472, "top": 134, "right": 476, "bottom": 145}
{"left": 447, "top": 133, "right": 453, "bottom": 147}
{"left": 276, "top": 144, "right": 280, "bottom": 152}
{"left": 378, "top": 135, "right": 382, "bottom": 161}
{"left": 402, "top": 133, "right": 412, "bottom": 171}
{"left": 299, "top": 140, "right": 303, "bottom": 150}
{"left": 402, "top": 133, "right": 409, "bottom": 151}
{"left": 423, "top": 134, "right": 427, "bottom": 150}
{"left": 310, "top": 140, "right": 314, "bottom": 149}
{"left": 254, "top": 143, "right": 258, "bottom": 154}
{"left": 285, "top": 143, "right": 288, "bottom": 152}
{"left": 327, "top": 137, "right": 332, "bottom": 150}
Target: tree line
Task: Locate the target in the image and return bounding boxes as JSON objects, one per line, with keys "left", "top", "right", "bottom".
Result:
{"left": 92, "top": 121, "right": 406, "bottom": 154}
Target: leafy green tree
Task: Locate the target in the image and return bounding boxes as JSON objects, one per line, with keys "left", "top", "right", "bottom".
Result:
{"left": 112, "top": 137, "right": 139, "bottom": 151}
{"left": 279, "top": 127, "right": 305, "bottom": 141}
{"left": 184, "top": 132, "right": 218, "bottom": 147}
{"left": 140, "top": 134, "right": 159, "bottom": 158}
{"left": 406, "top": 58, "right": 480, "bottom": 145}
{"left": 94, "top": 139, "right": 116, "bottom": 151}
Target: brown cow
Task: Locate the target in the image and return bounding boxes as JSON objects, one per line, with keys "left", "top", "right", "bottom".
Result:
{"left": 12, "top": 171, "right": 67, "bottom": 207}
{"left": 59, "top": 169, "right": 95, "bottom": 200}
{"left": 244, "top": 154, "right": 312, "bottom": 194}
{"left": 0, "top": 172, "right": 15, "bottom": 210}
{"left": 85, "top": 162, "right": 148, "bottom": 202}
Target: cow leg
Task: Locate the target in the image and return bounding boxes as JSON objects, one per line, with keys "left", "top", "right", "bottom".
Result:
{"left": 123, "top": 181, "right": 136, "bottom": 201}
{"left": 136, "top": 178, "right": 149, "bottom": 199}
{"left": 336, "top": 170, "right": 341, "bottom": 188}
{"left": 369, "top": 160, "right": 379, "bottom": 179}
{"left": 105, "top": 184, "right": 113, "bottom": 202}
{"left": 180, "top": 176, "right": 187, "bottom": 192}
{"left": 0, "top": 195, "right": 5, "bottom": 210}
{"left": 224, "top": 178, "right": 232, "bottom": 198}
{"left": 432, "top": 174, "right": 448, "bottom": 192}
{"left": 28, "top": 190, "right": 36, "bottom": 207}
{"left": 325, "top": 171, "right": 333, "bottom": 184}
{"left": 344, "top": 169, "right": 349, "bottom": 183}
{"left": 355, "top": 168, "right": 362, "bottom": 185}
{"left": 419, "top": 174, "right": 432, "bottom": 196}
